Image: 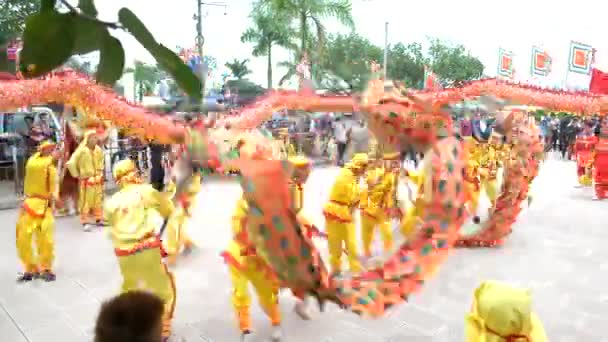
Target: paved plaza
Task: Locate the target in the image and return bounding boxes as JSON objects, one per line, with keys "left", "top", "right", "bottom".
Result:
{"left": 1, "top": 155, "right": 607, "bottom": 341}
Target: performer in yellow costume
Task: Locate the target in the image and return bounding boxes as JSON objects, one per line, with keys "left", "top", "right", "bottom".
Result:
{"left": 287, "top": 156, "right": 318, "bottom": 320}
{"left": 400, "top": 151, "right": 434, "bottom": 238}
{"left": 360, "top": 152, "right": 399, "bottom": 257}
{"left": 164, "top": 159, "right": 200, "bottom": 265}
{"left": 466, "top": 280, "right": 547, "bottom": 341}
{"left": 104, "top": 159, "right": 176, "bottom": 341}
{"left": 323, "top": 153, "right": 368, "bottom": 274}
{"left": 66, "top": 129, "right": 104, "bottom": 230}
{"left": 478, "top": 141, "right": 499, "bottom": 215}
{"left": 16, "top": 141, "right": 59, "bottom": 282}
{"left": 222, "top": 194, "right": 283, "bottom": 341}
{"left": 464, "top": 156, "right": 482, "bottom": 223}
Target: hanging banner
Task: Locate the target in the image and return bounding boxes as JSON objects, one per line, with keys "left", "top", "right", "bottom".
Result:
{"left": 497, "top": 48, "right": 514, "bottom": 78}
{"left": 568, "top": 41, "right": 593, "bottom": 75}
{"left": 531, "top": 46, "right": 551, "bottom": 77}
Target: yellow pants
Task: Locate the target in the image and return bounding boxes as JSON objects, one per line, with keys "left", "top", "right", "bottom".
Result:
{"left": 400, "top": 205, "right": 423, "bottom": 238}
{"left": 326, "top": 219, "right": 361, "bottom": 273}
{"left": 164, "top": 210, "right": 194, "bottom": 256}
{"left": 480, "top": 177, "right": 498, "bottom": 207}
{"left": 229, "top": 258, "right": 281, "bottom": 331}
{"left": 16, "top": 209, "right": 54, "bottom": 272}
{"left": 466, "top": 182, "right": 481, "bottom": 215}
{"left": 360, "top": 212, "right": 393, "bottom": 256}
{"left": 117, "top": 247, "right": 176, "bottom": 337}
{"left": 79, "top": 184, "right": 103, "bottom": 224}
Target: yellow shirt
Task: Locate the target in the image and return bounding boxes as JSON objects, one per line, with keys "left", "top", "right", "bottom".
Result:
{"left": 66, "top": 145, "right": 103, "bottom": 183}
{"left": 104, "top": 184, "right": 174, "bottom": 250}
{"left": 364, "top": 167, "right": 396, "bottom": 217}
{"left": 22, "top": 153, "right": 57, "bottom": 216}
{"left": 323, "top": 167, "right": 359, "bottom": 222}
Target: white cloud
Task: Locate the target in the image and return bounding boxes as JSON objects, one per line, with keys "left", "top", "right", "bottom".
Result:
{"left": 90, "top": 0, "right": 608, "bottom": 88}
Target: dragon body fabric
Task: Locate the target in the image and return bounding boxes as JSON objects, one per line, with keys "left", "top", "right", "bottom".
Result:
{"left": 0, "top": 72, "right": 556, "bottom": 317}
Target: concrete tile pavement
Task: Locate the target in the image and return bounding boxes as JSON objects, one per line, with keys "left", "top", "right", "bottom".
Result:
{"left": 1, "top": 156, "right": 608, "bottom": 341}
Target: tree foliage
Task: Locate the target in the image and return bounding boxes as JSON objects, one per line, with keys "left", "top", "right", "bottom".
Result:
{"left": 225, "top": 58, "right": 252, "bottom": 80}
{"left": 0, "top": 0, "right": 40, "bottom": 42}
{"left": 265, "top": 0, "right": 354, "bottom": 58}
{"left": 4, "top": 0, "right": 202, "bottom": 100}
{"left": 427, "top": 38, "right": 484, "bottom": 86}
{"left": 388, "top": 42, "right": 426, "bottom": 88}
{"left": 319, "top": 32, "right": 382, "bottom": 92}
{"left": 241, "top": 2, "right": 295, "bottom": 88}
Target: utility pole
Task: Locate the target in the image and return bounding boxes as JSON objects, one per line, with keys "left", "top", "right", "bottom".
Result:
{"left": 194, "top": 1, "right": 227, "bottom": 105}
{"left": 383, "top": 21, "right": 389, "bottom": 78}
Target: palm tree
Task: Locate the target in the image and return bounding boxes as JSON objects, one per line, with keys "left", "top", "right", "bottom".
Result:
{"left": 264, "top": 0, "right": 355, "bottom": 60}
{"left": 225, "top": 58, "right": 252, "bottom": 80}
{"left": 125, "top": 61, "right": 162, "bottom": 103}
{"left": 241, "top": 4, "right": 295, "bottom": 89}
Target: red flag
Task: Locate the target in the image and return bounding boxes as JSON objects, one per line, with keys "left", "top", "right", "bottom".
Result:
{"left": 589, "top": 68, "right": 608, "bottom": 94}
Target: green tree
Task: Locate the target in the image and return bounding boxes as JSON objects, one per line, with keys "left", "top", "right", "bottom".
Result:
{"left": 241, "top": 3, "right": 295, "bottom": 89}
{"left": 225, "top": 58, "right": 252, "bottom": 80}
{"left": 320, "top": 33, "right": 382, "bottom": 92}
{"left": 387, "top": 42, "right": 427, "bottom": 88}
{"left": 0, "top": 0, "right": 40, "bottom": 41}
{"left": 264, "top": 0, "right": 354, "bottom": 66}
{"left": 427, "top": 38, "right": 484, "bottom": 86}
{"left": 124, "top": 61, "right": 162, "bottom": 102}
{"left": 63, "top": 57, "right": 94, "bottom": 74}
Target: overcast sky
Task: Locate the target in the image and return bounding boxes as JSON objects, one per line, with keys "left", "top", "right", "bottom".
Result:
{"left": 88, "top": 0, "right": 608, "bottom": 89}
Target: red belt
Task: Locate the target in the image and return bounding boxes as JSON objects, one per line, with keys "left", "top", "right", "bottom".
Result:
{"left": 114, "top": 233, "right": 167, "bottom": 257}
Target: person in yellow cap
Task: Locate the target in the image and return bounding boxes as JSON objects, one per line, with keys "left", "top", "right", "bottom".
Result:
{"left": 466, "top": 280, "right": 548, "bottom": 341}
{"left": 220, "top": 142, "right": 283, "bottom": 342}
{"left": 360, "top": 151, "right": 399, "bottom": 257}
{"left": 323, "top": 153, "right": 368, "bottom": 274}
{"left": 66, "top": 129, "right": 104, "bottom": 231}
{"left": 103, "top": 159, "right": 176, "bottom": 342}
{"left": 163, "top": 157, "right": 201, "bottom": 266}
{"left": 16, "top": 141, "right": 59, "bottom": 282}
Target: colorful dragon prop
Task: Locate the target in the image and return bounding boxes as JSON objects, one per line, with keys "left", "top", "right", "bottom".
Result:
{"left": 0, "top": 71, "right": 586, "bottom": 317}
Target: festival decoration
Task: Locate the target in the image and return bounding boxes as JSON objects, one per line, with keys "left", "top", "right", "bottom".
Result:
{"left": 531, "top": 46, "right": 552, "bottom": 77}
{"left": 0, "top": 69, "right": 578, "bottom": 317}
{"left": 568, "top": 41, "right": 594, "bottom": 75}
{"left": 497, "top": 48, "right": 514, "bottom": 78}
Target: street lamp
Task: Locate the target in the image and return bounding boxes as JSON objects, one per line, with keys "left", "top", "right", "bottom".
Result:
{"left": 193, "top": 1, "right": 227, "bottom": 104}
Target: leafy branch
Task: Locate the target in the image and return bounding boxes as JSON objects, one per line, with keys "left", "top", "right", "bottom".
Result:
{"left": 18, "top": 0, "right": 202, "bottom": 100}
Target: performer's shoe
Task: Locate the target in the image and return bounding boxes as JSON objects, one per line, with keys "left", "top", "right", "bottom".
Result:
{"left": 270, "top": 326, "right": 283, "bottom": 342}
{"left": 240, "top": 330, "right": 253, "bottom": 342}
{"left": 17, "top": 272, "right": 36, "bottom": 282}
{"left": 294, "top": 297, "right": 312, "bottom": 320}
{"left": 82, "top": 224, "right": 93, "bottom": 232}
{"left": 473, "top": 216, "right": 481, "bottom": 224}
{"left": 39, "top": 270, "right": 56, "bottom": 282}
{"left": 592, "top": 195, "right": 600, "bottom": 201}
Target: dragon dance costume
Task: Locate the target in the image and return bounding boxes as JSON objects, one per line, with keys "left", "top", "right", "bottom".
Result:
{"left": 360, "top": 152, "right": 399, "bottom": 257}
{"left": 66, "top": 129, "right": 105, "bottom": 228}
{"left": 104, "top": 159, "right": 176, "bottom": 340}
{"left": 16, "top": 141, "right": 58, "bottom": 282}
{"left": 224, "top": 193, "right": 282, "bottom": 341}
{"left": 463, "top": 138, "right": 482, "bottom": 222}
{"left": 322, "top": 153, "right": 369, "bottom": 274}
{"left": 466, "top": 280, "right": 547, "bottom": 341}
{"left": 222, "top": 156, "right": 315, "bottom": 340}
{"left": 574, "top": 129, "right": 597, "bottom": 186}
